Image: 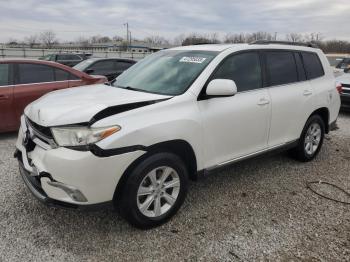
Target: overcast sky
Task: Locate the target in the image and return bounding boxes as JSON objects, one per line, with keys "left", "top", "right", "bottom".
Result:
{"left": 0, "top": 0, "right": 349, "bottom": 43}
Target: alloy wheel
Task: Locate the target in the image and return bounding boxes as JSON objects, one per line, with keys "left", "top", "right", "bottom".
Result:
{"left": 304, "top": 123, "right": 322, "bottom": 155}
{"left": 137, "top": 166, "right": 180, "bottom": 218}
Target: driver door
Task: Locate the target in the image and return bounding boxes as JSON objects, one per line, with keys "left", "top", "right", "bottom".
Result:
{"left": 198, "top": 51, "right": 271, "bottom": 168}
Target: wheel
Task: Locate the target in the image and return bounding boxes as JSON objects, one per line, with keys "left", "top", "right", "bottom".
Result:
{"left": 290, "top": 114, "right": 325, "bottom": 162}
{"left": 118, "top": 152, "right": 188, "bottom": 229}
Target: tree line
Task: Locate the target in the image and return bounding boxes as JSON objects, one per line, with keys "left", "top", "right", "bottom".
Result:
{"left": 5, "top": 30, "right": 350, "bottom": 53}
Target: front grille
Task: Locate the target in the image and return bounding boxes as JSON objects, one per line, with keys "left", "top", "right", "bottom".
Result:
{"left": 26, "top": 117, "right": 53, "bottom": 139}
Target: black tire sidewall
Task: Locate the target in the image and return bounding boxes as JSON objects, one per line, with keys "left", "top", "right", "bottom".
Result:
{"left": 120, "top": 152, "right": 188, "bottom": 229}
{"left": 299, "top": 115, "right": 325, "bottom": 161}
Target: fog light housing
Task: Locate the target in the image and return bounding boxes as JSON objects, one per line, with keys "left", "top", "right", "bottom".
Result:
{"left": 47, "top": 181, "right": 88, "bottom": 202}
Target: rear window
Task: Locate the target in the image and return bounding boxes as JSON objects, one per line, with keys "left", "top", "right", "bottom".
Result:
{"left": 301, "top": 52, "right": 324, "bottom": 79}
{"left": 265, "top": 51, "right": 298, "bottom": 86}
{"left": 18, "top": 64, "right": 55, "bottom": 84}
{"left": 0, "top": 64, "right": 9, "bottom": 86}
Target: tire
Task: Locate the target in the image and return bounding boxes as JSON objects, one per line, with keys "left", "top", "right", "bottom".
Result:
{"left": 290, "top": 114, "right": 325, "bottom": 162}
{"left": 117, "top": 152, "right": 188, "bottom": 229}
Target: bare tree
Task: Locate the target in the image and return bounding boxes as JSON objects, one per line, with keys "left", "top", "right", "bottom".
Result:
{"left": 25, "top": 34, "right": 38, "bottom": 48}
{"left": 224, "top": 33, "right": 247, "bottom": 43}
{"left": 40, "top": 30, "right": 57, "bottom": 48}
{"left": 75, "top": 36, "right": 91, "bottom": 48}
{"left": 144, "top": 35, "right": 169, "bottom": 46}
{"left": 304, "top": 32, "right": 323, "bottom": 42}
{"left": 112, "top": 35, "right": 123, "bottom": 42}
{"left": 173, "top": 34, "right": 186, "bottom": 45}
{"left": 286, "top": 33, "right": 303, "bottom": 42}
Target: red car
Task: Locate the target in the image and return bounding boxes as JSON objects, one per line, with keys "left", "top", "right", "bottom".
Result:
{"left": 0, "top": 59, "right": 107, "bottom": 132}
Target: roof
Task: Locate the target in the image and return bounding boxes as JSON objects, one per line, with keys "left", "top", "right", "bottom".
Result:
{"left": 171, "top": 44, "right": 245, "bottom": 52}
{"left": 170, "top": 43, "right": 319, "bottom": 53}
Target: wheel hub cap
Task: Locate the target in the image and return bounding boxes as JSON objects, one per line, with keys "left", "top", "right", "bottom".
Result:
{"left": 137, "top": 166, "right": 180, "bottom": 218}
{"left": 304, "top": 123, "right": 321, "bottom": 155}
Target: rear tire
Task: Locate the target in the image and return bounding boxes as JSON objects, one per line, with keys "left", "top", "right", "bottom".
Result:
{"left": 290, "top": 114, "right": 325, "bottom": 162}
{"left": 117, "top": 152, "right": 188, "bottom": 229}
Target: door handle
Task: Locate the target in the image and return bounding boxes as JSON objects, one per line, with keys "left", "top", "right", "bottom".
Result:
{"left": 303, "top": 90, "right": 312, "bottom": 96}
{"left": 257, "top": 98, "right": 270, "bottom": 106}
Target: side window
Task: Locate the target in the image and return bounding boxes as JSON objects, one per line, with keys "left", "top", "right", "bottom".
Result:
{"left": 55, "top": 68, "right": 70, "bottom": 81}
{"left": 301, "top": 52, "right": 325, "bottom": 79}
{"left": 115, "top": 61, "right": 134, "bottom": 71}
{"left": 212, "top": 52, "right": 262, "bottom": 92}
{"left": 57, "top": 54, "right": 67, "bottom": 60}
{"left": 294, "top": 53, "right": 307, "bottom": 81}
{"left": 0, "top": 64, "right": 9, "bottom": 86}
{"left": 265, "top": 51, "right": 298, "bottom": 86}
{"left": 69, "top": 73, "right": 80, "bottom": 80}
{"left": 18, "top": 64, "right": 55, "bottom": 84}
{"left": 67, "top": 55, "right": 82, "bottom": 61}
{"left": 90, "top": 61, "right": 115, "bottom": 73}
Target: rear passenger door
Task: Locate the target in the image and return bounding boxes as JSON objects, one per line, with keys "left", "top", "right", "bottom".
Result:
{"left": 264, "top": 50, "right": 314, "bottom": 146}
{"left": 199, "top": 51, "right": 271, "bottom": 167}
{"left": 0, "top": 63, "right": 16, "bottom": 131}
{"left": 13, "top": 63, "right": 69, "bottom": 120}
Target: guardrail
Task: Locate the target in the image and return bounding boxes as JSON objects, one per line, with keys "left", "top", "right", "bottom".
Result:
{"left": 0, "top": 48, "right": 148, "bottom": 60}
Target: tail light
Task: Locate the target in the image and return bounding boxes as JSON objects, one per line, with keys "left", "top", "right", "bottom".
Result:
{"left": 336, "top": 83, "right": 343, "bottom": 94}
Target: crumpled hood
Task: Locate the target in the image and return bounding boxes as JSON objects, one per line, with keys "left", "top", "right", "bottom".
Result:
{"left": 25, "top": 84, "right": 170, "bottom": 126}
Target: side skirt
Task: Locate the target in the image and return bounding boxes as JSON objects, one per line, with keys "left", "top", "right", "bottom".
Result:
{"left": 199, "top": 140, "right": 299, "bottom": 176}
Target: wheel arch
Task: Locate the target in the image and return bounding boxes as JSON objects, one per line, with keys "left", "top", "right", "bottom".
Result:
{"left": 113, "top": 139, "right": 198, "bottom": 204}
{"left": 309, "top": 107, "right": 330, "bottom": 133}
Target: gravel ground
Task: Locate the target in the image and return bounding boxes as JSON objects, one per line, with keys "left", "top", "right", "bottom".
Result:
{"left": 0, "top": 113, "right": 349, "bottom": 262}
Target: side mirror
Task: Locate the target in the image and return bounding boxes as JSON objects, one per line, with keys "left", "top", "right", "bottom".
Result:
{"left": 85, "top": 69, "right": 94, "bottom": 74}
{"left": 206, "top": 79, "right": 237, "bottom": 97}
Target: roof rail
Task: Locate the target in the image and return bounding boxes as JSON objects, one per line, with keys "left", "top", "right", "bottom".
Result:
{"left": 250, "top": 40, "right": 317, "bottom": 48}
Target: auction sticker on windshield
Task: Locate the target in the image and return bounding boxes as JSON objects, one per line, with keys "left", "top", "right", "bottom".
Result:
{"left": 179, "top": 57, "right": 207, "bottom": 63}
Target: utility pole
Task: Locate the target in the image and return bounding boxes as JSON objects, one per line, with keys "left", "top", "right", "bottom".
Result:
{"left": 124, "top": 22, "right": 129, "bottom": 51}
{"left": 274, "top": 32, "right": 277, "bottom": 41}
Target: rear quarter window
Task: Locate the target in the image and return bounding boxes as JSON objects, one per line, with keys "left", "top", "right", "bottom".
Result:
{"left": 301, "top": 52, "right": 324, "bottom": 80}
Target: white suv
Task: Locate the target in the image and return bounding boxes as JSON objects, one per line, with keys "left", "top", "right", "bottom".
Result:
{"left": 15, "top": 42, "right": 341, "bottom": 228}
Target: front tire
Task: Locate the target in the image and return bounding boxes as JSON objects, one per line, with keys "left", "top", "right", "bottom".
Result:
{"left": 118, "top": 152, "right": 188, "bottom": 229}
{"left": 290, "top": 114, "right": 325, "bottom": 162}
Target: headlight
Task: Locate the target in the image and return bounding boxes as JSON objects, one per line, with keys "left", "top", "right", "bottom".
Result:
{"left": 51, "top": 126, "right": 121, "bottom": 147}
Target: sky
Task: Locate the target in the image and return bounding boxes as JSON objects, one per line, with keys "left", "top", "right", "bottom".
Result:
{"left": 0, "top": 0, "right": 349, "bottom": 43}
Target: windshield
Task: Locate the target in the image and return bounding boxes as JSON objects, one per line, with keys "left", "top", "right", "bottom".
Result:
{"left": 73, "top": 59, "right": 95, "bottom": 71}
{"left": 113, "top": 50, "right": 218, "bottom": 95}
